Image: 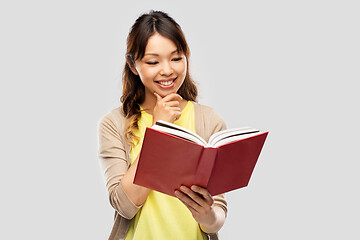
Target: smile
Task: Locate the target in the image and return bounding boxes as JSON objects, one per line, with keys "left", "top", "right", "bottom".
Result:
{"left": 155, "top": 78, "right": 176, "bottom": 88}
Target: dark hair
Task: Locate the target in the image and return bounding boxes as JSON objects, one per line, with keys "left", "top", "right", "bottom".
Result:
{"left": 121, "top": 10, "right": 198, "bottom": 145}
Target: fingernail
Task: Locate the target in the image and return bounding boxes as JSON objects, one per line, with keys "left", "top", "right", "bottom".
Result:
{"left": 180, "top": 186, "right": 186, "bottom": 191}
{"left": 174, "top": 190, "right": 180, "bottom": 196}
{"left": 191, "top": 185, "right": 196, "bottom": 191}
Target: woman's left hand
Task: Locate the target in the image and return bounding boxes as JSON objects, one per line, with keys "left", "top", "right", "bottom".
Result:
{"left": 175, "top": 185, "right": 216, "bottom": 229}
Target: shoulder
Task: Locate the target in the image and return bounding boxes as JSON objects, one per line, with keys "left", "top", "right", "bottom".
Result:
{"left": 98, "top": 106, "right": 132, "bottom": 154}
{"left": 99, "top": 107, "right": 126, "bottom": 124}
{"left": 98, "top": 107, "right": 127, "bottom": 134}
{"left": 193, "top": 102, "right": 226, "bottom": 126}
{"left": 192, "top": 101, "right": 212, "bottom": 113}
{"left": 193, "top": 102, "right": 219, "bottom": 118}
{"left": 192, "top": 102, "right": 227, "bottom": 140}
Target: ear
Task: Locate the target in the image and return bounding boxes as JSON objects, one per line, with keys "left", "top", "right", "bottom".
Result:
{"left": 128, "top": 63, "right": 139, "bottom": 76}
{"left": 126, "top": 56, "right": 139, "bottom": 76}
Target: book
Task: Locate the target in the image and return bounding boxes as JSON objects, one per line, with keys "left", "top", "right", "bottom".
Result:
{"left": 134, "top": 120, "right": 268, "bottom": 197}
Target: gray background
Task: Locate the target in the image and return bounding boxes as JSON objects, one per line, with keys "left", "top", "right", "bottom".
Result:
{"left": 1, "top": 0, "right": 359, "bottom": 239}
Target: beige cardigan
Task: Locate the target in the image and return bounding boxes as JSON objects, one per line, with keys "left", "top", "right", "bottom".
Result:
{"left": 98, "top": 102, "right": 228, "bottom": 240}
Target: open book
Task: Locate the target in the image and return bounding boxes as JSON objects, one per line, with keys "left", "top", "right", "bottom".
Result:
{"left": 152, "top": 120, "right": 263, "bottom": 147}
{"left": 134, "top": 120, "right": 268, "bottom": 196}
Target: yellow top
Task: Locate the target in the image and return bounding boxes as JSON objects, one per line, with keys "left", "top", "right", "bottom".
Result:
{"left": 125, "top": 101, "right": 207, "bottom": 240}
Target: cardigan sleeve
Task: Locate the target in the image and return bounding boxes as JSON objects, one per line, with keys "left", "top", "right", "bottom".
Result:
{"left": 98, "top": 110, "right": 142, "bottom": 219}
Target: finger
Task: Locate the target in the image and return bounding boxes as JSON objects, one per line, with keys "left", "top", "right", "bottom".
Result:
{"left": 165, "top": 107, "right": 181, "bottom": 121}
{"left": 180, "top": 186, "right": 208, "bottom": 208}
{"left": 154, "top": 92, "right": 162, "bottom": 101}
{"left": 164, "top": 101, "right": 180, "bottom": 108}
{"left": 162, "top": 93, "right": 182, "bottom": 102}
{"left": 191, "top": 185, "right": 214, "bottom": 205}
{"left": 174, "top": 111, "right": 181, "bottom": 121}
{"left": 175, "top": 190, "right": 198, "bottom": 214}
{"left": 175, "top": 189, "right": 201, "bottom": 213}
{"left": 168, "top": 107, "right": 181, "bottom": 112}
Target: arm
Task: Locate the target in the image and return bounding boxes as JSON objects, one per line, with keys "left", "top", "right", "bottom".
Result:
{"left": 200, "top": 206, "right": 226, "bottom": 234}
{"left": 120, "top": 93, "right": 184, "bottom": 205}
{"left": 98, "top": 111, "right": 146, "bottom": 219}
{"left": 120, "top": 155, "right": 151, "bottom": 206}
{"left": 99, "top": 94, "right": 184, "bottom": 216}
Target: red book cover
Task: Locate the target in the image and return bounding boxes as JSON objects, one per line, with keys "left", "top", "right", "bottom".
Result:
{"left": 134, "top": 127, "right": 268, "bottom": 197}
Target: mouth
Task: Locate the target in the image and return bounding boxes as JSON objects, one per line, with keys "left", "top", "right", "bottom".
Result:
{"left": 155, "top": 78, "right": 177, "bottom": 88}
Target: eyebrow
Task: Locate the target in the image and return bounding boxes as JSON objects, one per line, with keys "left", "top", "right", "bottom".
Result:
{"left": 144, "top": 49, "right": 179, "bottom": 57}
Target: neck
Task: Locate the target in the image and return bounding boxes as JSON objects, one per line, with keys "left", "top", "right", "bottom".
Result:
{"left": 141, "top": 94, "right": 157, "bottom": 115}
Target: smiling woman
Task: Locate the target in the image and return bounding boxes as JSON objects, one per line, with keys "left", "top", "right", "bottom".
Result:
{"left": 129, "top": 33, "right": 188, "bottom": 109}
{"left": 98, "top": 10, "right": 227, "bottom": 240}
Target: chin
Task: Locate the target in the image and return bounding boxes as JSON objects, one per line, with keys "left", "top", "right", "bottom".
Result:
{"left": 158, "top": 91, "right": 176, "bottom": 98}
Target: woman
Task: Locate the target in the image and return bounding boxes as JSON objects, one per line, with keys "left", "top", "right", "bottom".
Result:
{"left": 98, "top": 10, "right": 227, "bottom": 239}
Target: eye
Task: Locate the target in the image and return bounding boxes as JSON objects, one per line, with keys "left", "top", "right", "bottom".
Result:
{"left": 146, "top": 61, "right": 158, "bottom": 65}
{"left": 172, "top": 57, "right": 183, "bottom": 62}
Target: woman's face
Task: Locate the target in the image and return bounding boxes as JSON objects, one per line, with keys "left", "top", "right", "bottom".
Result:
{"left": 132, "top": 33, "right": 187, "bottom": 100}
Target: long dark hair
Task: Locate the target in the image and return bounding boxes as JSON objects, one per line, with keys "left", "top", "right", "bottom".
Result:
{"left": 121, "top": 10, "right": 198, "bottom": 145}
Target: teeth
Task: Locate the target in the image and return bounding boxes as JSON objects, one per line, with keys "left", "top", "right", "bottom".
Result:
{"left": 158, "top": 80, "right": 174, "bottom": 86}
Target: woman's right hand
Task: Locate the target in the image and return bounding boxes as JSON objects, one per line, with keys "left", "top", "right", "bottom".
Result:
{"left": 152, "top": 92, "right": 183, "bottom": 125}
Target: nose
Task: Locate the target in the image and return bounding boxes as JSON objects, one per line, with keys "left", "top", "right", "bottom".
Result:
{"left": 160, "top": 61, "right": 173, "bottom": 76}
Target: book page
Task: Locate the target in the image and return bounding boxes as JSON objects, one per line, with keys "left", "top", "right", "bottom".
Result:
{"left": 151, "top": 120, "right": 208, "bottom": 146}
{"left": 209, "top": 127, "right": 259, "bottom": 146}
{"left": 212, "top": 131, "right": 264, "bottom": 148}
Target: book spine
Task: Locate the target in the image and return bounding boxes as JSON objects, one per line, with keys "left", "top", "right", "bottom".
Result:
{"left": 193, "top": 148, "right": 218, "bottom": 188}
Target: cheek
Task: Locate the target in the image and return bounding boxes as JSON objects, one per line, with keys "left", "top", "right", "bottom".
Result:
{"left": 175, "top": 62, "right": 187, "bottom": 77}
{"left": 138, "top": 67, "right": 158, "bottom": 82}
